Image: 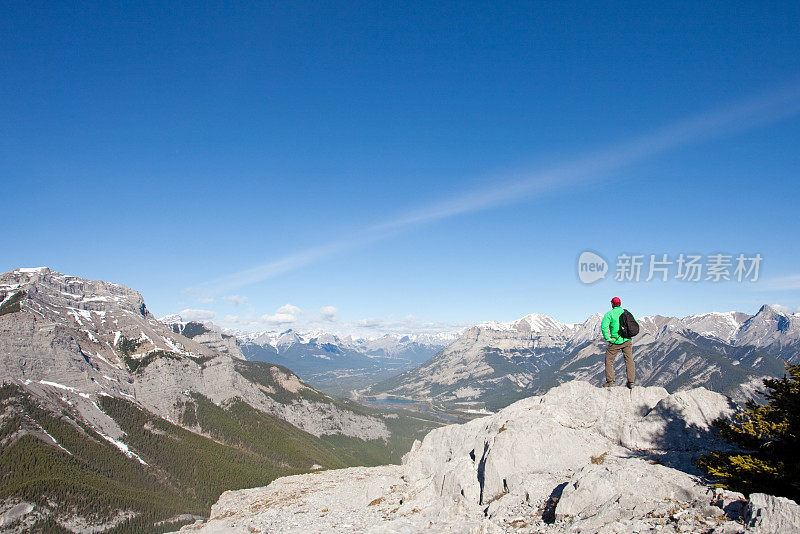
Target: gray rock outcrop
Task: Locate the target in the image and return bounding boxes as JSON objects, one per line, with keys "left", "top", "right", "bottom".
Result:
{"left": 745, "top": 493, "right": 800, "bottom": 534}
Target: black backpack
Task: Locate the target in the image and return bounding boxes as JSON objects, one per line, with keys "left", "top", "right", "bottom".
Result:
{"left": 618, "top": 309, "right": 639, "bottom": 338}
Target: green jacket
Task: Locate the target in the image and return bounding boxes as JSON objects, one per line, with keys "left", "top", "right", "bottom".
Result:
{"left": 602, "top": 307, "right": 631, "bottom": 344}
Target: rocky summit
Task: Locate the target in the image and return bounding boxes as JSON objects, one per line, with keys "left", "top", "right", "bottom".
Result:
{"left": 177, "top": 381, "right": 800, "bottom": 533}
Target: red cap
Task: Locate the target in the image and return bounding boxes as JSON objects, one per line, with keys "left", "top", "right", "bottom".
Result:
{"left": 611, "top": 297, "right": 621, "bottom": 307}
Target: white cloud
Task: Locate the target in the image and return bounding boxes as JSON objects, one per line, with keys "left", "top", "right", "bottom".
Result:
{"left": 178, "top": 308, "right": 216, "bottom": 322}
{"left": 319, "top": 305, "right": 339, "bottom": 321}
{"left": 255, "top": 304, "right": 302, "bottom": 325}
{"left": 222, "top": 295, "right": 248, "bottom": 306}
{"left": 197, "top": 297, "right": 216, "bottom": 303}
{"left": 277, "top": 303, "right": 302, "bottom": 315}
{"left": 224, "top": 314, "right": 240, "bottom": 322}
{"left": 261, "top": 312, "right": 296, "bottom": 324}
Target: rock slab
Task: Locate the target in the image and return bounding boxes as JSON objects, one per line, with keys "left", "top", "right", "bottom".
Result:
{"left": 177, "top": 380, "right": 800, "bottom": 533}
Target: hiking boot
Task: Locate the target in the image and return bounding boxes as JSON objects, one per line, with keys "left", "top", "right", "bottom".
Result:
{"left": 626, "top": 382, "right": 634, "bottom": 389}
{"left": 602, "top": 381, "right": 614, "bottom": 388}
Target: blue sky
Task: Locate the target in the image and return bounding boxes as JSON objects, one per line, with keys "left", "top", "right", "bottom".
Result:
{"left": 3, "top": 1, "right": 800, "bottom": 334}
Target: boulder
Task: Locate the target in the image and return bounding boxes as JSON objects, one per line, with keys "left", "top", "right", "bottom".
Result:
{"left": 555, "top": 458, "right": 705, "bottom": 522}
{"left": 403, "top": 381, "right": 732, "bottom": 505}
{"left": 744, "top": 493, "right": 800, "bottom": 533}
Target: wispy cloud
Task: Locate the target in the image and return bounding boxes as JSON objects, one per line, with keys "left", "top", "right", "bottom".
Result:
{"left": 760, "top": 274, "right": 800, "bottom": 291}
{"left": 189, "top": 82, "right": 800, "bottom": 296}
{"left": 222, "top": 294, "right": 248, "bottom": 306}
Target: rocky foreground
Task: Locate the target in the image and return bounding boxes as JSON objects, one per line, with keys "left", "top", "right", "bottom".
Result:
{"left": 177, "top": 381, "right": 800, "bottom": 533}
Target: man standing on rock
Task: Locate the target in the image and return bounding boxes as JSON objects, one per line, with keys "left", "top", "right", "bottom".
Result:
{"left": 601, "top": 297, "right": 635, "bottom": 388}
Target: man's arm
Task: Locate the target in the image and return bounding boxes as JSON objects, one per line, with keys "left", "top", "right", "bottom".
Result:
{"left": 601, "top": 312, "right": 612, "bottom": 342}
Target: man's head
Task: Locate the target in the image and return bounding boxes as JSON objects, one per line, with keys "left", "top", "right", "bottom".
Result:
{"left": 611, "top": 297, "right": 621, "bottom": 308}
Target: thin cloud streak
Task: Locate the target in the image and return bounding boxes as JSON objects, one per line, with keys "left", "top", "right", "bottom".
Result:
{"left": 759, "top": 274, "right": 800, "bottom": 291}
{"left": 191, "top": 82, "right": 800, "bottom": 296}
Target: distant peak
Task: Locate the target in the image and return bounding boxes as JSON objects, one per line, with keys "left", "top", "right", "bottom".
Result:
{"left": 159, "top": 314, "right": 184, "bottom": 325}
{"left": 756, "top": 304, "right": 780, "bottom": 316}
{"left": 16, "top": 266, "right": 49, "bottom": 273}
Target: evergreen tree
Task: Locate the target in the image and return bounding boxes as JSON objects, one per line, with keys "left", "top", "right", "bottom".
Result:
{"left": 698, "top": 363, "right": 800, "bottom": 500}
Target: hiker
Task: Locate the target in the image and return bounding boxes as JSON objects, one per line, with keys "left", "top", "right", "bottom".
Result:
{"left": 601, "top": 296, "right": 635, "bottom": 388}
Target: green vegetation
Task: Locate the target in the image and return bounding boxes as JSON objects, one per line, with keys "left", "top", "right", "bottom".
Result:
{"left": 117, "top": 336, "right": 142, "bottom": 356}
{"left": 187, "top": 354, "right": 215, "bottom": 367}
{"left": 233, "top": 359, "right": 330, "bottom": 404}
{"left": 123, "top": 350, "right": 181, "bottom": 374}
{"left": 698, "top": 364, "right": 800, "bottom": 501}
{"left": 232, "top": 360, "right": 443, "bottom": 462}
{"left": 172, "top": 393, "right": 347, "bottom": 472}
{"left": 0, "top": 290, "right": 24, "bottom": 316}
{"left": 1, "top": 383, "right": 197, "bottom": 532}
{"left": 233, "top": 359, "right": 443, "bottom": 462}
{"left": 1, "top": 378, "right": 438, "bottom": 533}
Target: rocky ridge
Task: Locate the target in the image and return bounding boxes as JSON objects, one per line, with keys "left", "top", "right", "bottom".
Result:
{"left": 177, "top": 381, "right": 800, "bottom": 534}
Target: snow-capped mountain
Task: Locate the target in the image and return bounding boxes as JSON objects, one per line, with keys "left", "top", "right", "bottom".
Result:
{"left": 370, "top": 306, "right": 798, "bottom": 410}
{"left": 217, "top": 327, "right": 461, "bottom": 396}
{"left": 680, "top": 311, "right": 751, "bottom": 343}
{"left": 228, "top": 328, "right": 459, "bottom": 355}
{"left": 736, "top": 305, "right": 800, "bottom": 348}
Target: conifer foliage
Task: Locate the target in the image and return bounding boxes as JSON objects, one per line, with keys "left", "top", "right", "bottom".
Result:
{"left": 698, "top": 364, "right": 800, "bottom": 500}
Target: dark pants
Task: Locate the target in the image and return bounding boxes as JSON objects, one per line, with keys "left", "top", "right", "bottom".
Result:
{"left": 605, "top": 340, "right": 635, "bottom": 384}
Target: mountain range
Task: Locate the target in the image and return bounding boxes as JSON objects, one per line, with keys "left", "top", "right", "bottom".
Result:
{"left": 160, "top": 318, "right": 460, "bottom": 397}
{"left": 3, "top": 266, "right": 798, "bottom": 531}
{"left": 0, "top": 268, "right": 439, "bottom": 532}
{"left": 368, "top": 307, "right": 799, "bottom": 411}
